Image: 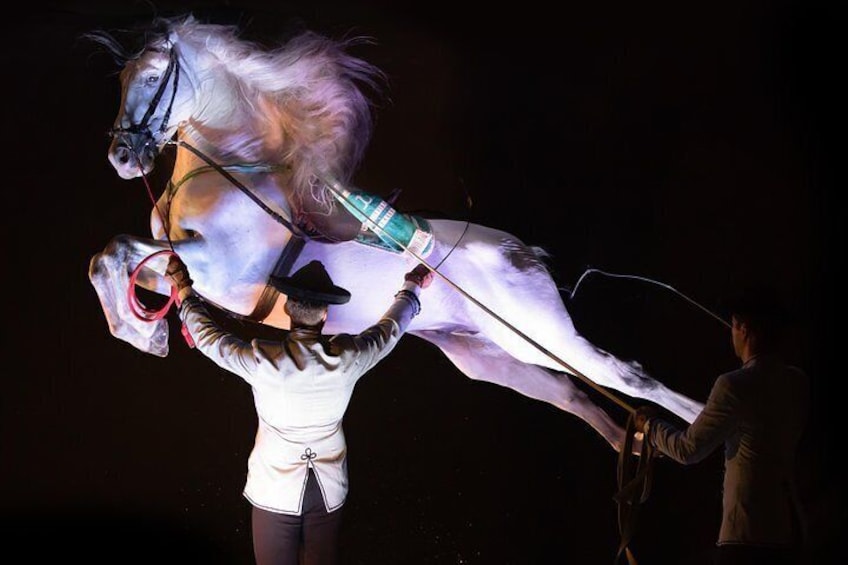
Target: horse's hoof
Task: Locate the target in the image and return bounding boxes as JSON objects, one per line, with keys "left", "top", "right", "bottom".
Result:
{"left": 148, "top": 341, "right": 169, "bottom": 358}
{"left": 117, "top": 322, "right": 170, "bottom": 357}
{"left": 148, "top": 327, "right": 169, "bottom": 357}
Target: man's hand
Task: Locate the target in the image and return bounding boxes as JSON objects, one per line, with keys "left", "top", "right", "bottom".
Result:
{"left": 165, "top": 254, "right": 193, "bottom": 291}
{"left": 404, "top": 263, "right": 435, "bottom": 289}
{"left": 633, "top": 405, "right": 658, "bottom": 435}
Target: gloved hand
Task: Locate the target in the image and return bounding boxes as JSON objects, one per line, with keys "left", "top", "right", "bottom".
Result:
{"left": 404, "top": 263, "right": 434, "bottom": 289}
{"left": 165, "top": 254, "right": 193, "bottom": 291}
{"left": 633, "top": 405, "right": 659, "bottom": 435}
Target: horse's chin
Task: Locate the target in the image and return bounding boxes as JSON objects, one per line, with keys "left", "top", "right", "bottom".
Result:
{"left": 108, "top": 151, "right": 156, "bottom": 179}
{"left": 113, "top": 166, "right": 148, "bottom": 180}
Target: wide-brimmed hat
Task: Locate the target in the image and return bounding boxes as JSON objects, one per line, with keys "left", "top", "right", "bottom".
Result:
{"left": 270, "top": 260, "right": 351, "bottom": 305}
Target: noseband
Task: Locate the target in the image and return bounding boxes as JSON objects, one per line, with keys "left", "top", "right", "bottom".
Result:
{"left": 109, "top": 45, "right": 181, "bottom": 150}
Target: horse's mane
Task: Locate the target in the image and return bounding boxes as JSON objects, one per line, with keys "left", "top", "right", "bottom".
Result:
{"left": 89, "top": 14, "right": 385, "bottom": 210}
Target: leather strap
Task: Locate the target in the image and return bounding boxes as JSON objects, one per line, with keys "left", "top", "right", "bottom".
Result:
{"left": 245, "top": 234, "right": 307, "bottom": 322}
{"left": 613, "top": 412, "right": 658, "bottom": 565}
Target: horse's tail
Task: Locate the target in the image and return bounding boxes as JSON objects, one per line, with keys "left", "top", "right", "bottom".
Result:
{"left": 527, "top": 244, "right": 554, "bottom": 276}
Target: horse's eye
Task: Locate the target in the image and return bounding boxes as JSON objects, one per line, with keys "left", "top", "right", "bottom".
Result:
{"left": 146, "top": 75, "right": 159, "bottom": 85}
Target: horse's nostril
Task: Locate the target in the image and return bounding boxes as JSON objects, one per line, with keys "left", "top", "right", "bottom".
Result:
{"left": 112, "top": 145, "right": 131, "bottom": 165}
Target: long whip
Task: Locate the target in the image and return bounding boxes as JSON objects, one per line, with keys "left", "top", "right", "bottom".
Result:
{"left": 568, "top": 268, "right": 731, "bottom": 329}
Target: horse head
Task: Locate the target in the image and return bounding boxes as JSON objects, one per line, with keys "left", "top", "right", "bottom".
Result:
{"left": 85, "top": 17, "right": 201, "bottom": 179}
{"left": 91, "top": 14, "right": 384, "bottom": 204}
{"left": 108, "top": 42, "right": 189, "bottom": 178}
{"left": 108, "top": 44, "right": 185, "bottom": 179}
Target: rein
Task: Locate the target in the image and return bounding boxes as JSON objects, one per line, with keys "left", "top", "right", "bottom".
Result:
{"left": 124, "top": 162, "right": 196, "bottom": 348}
{"left": 171, "top": 139, "right": 301, "bottom": 235}
{"left": 614, "top": 414, "right": 658, "bottom": 565}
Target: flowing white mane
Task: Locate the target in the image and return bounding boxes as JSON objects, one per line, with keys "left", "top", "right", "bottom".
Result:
{"left": 156, "top": 15, "right": 382, "bottom": 205}
{"left": 174, "top": 16, "right": 381, "bottom": 197}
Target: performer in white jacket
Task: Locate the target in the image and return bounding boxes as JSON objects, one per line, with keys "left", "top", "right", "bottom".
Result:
{"left": 166, "top": 255, "right": 434, "bottom": 565}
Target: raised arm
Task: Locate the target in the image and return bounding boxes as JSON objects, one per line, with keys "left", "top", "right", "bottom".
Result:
{"left": 332, "top": 263, "right": 434, "bottom": 368}
{"left": 166, "top": 255, "right": 291, "bottom": 385}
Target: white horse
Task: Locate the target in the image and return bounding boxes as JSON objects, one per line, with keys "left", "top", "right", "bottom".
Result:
{"left": 87, "top": 14, "right": 703, "bottom": 451}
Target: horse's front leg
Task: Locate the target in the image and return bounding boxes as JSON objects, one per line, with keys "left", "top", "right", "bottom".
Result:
{"left": 88, "top": 234, "right": 181, "bottom": 357}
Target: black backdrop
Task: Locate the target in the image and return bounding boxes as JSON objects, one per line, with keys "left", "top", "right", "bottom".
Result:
{"left": 3, "top": 1, "right": 842, "bottom": 563}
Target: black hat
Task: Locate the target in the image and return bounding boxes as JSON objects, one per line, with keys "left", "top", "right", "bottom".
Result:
{"left": 270, "top": 260, "right": 351, "bottom": 305}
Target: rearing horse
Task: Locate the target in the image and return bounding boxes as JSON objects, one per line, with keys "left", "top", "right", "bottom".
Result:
{"left": 87, "top": 14, "right": 703, "bottom": 451}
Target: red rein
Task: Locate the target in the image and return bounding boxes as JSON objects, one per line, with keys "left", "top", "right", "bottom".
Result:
{"left": 127, "top": 249, "right": 178, "bottom": 320}
{"left": 126, "top": 249, "right": 195, "bottom": 348}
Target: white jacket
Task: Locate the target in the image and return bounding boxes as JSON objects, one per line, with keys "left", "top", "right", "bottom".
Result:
{"left": 179, "top": 281, "right": 422, "bottom": 514}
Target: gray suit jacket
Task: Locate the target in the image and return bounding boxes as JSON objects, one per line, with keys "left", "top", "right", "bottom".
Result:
{"left": 649, "top": 355, "right": 809, "bottom": 546}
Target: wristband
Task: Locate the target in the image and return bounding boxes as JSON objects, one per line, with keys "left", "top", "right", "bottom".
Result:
{"left": 394, "top": 289, "right": 421, "bottom": 315}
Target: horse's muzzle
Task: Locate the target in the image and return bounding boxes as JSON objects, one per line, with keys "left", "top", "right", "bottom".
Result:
{"left": 108, "top": 130, "right": 160, "bottom": 179}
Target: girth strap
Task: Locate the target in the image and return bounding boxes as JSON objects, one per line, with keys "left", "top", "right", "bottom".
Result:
{"left": 245, "top": 234, "right": 307, "bottom": 322}
{"left": 163, "top": 141, "right": 307, "bottom": 323}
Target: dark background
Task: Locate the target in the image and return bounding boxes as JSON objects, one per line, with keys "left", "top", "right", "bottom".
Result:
{"left": 3, "top": 1, "right": 842, "bottom": 563}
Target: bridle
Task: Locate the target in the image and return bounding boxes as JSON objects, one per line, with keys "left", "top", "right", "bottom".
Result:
{"left": 109, "top": 45, "right": 181, "bottom": 153}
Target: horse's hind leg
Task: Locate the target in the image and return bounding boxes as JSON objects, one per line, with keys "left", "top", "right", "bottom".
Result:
{"left": 499, "top": 318, "right": 703, "bottom": 423}
{"left": 466, "top": 270, "right": 704, "bottom": 424}
{"left": 88, "top": 234, "right": 173, "bottom": 357}
{"left": 530, "top": 329, "right": 703, "bottom": 424}
{"left": 412, "top": 330, "right": 631, "bottom": 452}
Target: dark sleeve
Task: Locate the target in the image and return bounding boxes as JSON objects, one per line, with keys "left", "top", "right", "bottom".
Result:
{"left": 178, "top": 294, "right": 288, "bottom": 386}
{"left": 330, "top": 281, "right": 422, "bottom": 371}
{"left": 649, "top": 374, "right": 740, "bottom": 465}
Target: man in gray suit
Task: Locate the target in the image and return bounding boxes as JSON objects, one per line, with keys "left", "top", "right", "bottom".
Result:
{"left": 635, "top": 286, "right": 809, "bottom": 565}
